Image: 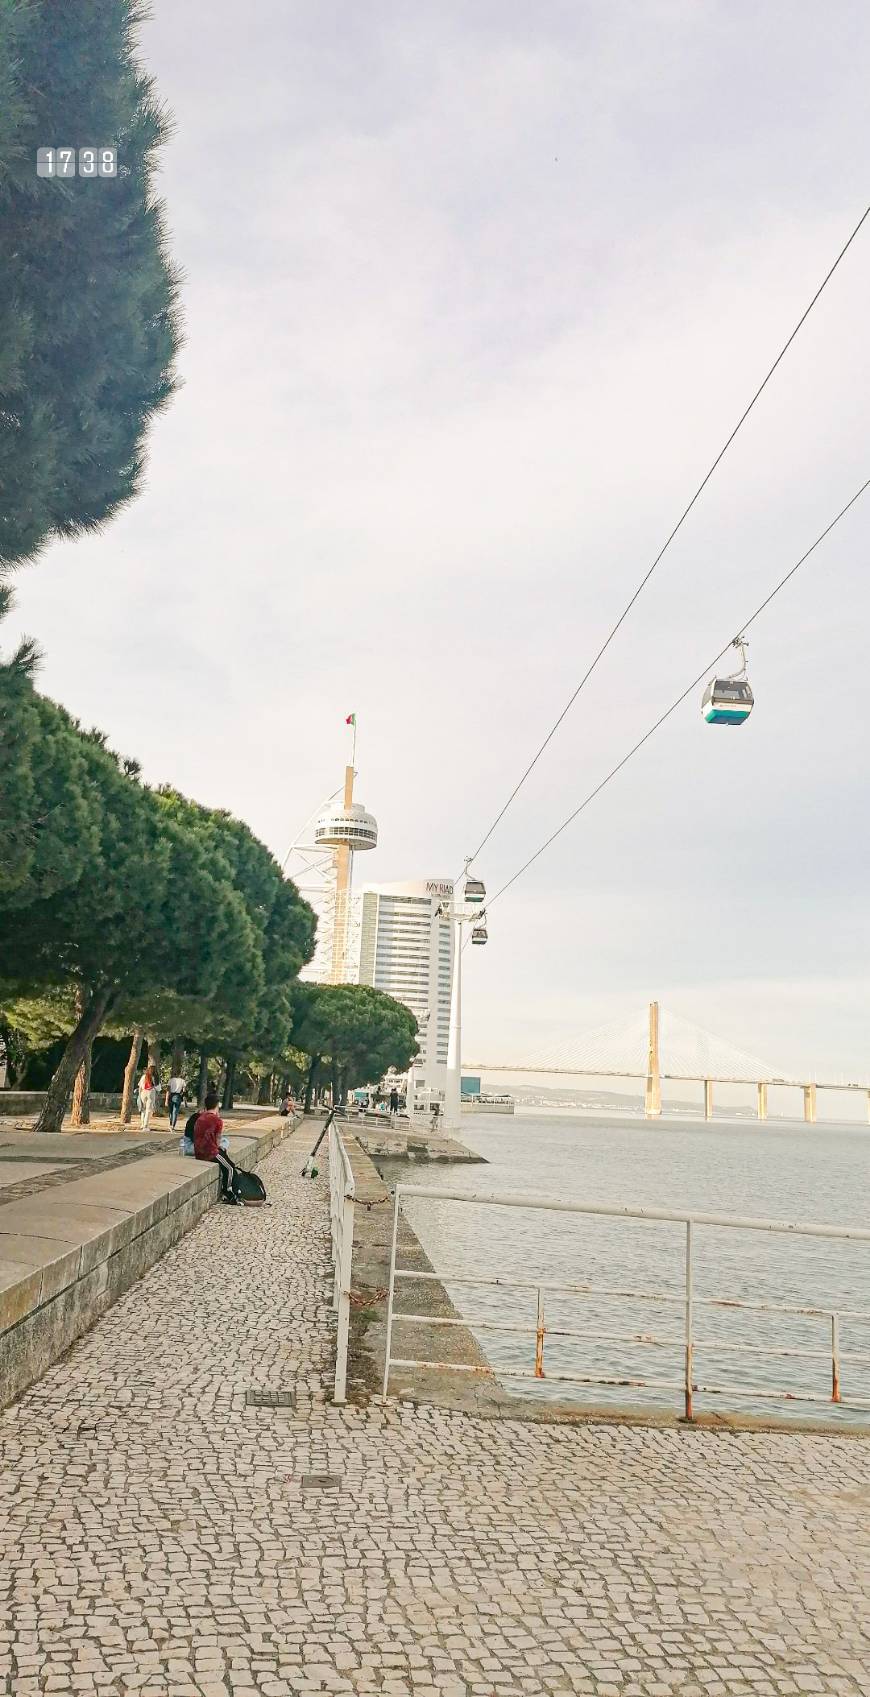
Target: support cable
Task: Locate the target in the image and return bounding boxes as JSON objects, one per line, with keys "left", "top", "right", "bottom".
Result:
{"left": 468, "top": 203, "right": 870, "bottom": 866}
{"left": 486, "top": 474, "right": 870, "bottom": 911}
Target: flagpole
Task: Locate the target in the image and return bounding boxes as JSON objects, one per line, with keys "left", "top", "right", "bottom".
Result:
{"left": 352, "top": 717, "right": 357, "bottom": 771}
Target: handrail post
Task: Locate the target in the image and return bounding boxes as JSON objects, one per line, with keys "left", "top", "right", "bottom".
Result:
{"left": 534, "top": 1288, "right": 545, "bottom": 1378}
{"left": 333, "top": 1188, "right": 354, "bottom": 1404}
{"left": 684, "top": 1219, "right": 694, "bottom": 1421}
{"left": 831, "top": 1312, "right": 841, "bottom": 1403}
{"left": 381, "top": 1187, "right": 401, "bottom": 1402}
{"left": 330, "top": 1125, "right": 341, "bottom": 1310}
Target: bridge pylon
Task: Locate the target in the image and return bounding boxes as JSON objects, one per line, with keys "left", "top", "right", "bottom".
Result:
{"left": 644, "top": 1000, "right": 662, "bottom": 1119}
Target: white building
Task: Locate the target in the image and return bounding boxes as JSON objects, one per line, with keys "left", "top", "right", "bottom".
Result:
{"left": 356, "top": 879, "right": 455, "bottom": 1105}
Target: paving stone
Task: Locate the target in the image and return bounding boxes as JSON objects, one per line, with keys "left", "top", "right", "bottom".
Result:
{"left": 1, "top": 1125, "right": 870, "bottom": 1695}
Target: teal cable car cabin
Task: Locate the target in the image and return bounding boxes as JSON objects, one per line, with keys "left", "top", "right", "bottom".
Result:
{"left": 702, "top": 635, "right": 754, "bottom": 726}
{"left": 701, "top": 676, "right": 754, "bottom": 725}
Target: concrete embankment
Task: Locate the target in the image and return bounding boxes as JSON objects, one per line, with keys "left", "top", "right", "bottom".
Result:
{"left": 344, "top": 1116, "right": 486, "bottom": 1163}
{"left": 338, "top": 1128, "right": 539, "bottom": 1417}
{"left": 0, "top": 1114, "right": 293, "bottom": 1408}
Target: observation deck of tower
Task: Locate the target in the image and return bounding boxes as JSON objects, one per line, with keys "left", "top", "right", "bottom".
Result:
{"left": 313, "top": 765, "right": 378, "bottom": 982}
{"left": 283, "top": 746, "right": 378, "bottom": 987}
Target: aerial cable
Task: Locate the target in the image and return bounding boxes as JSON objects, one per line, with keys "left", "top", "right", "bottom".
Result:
{"left": 485, "top": 473, "right": 870, "bottom": 912}
{"left": 468, "top": 203, "right": 870, "bottom": 866}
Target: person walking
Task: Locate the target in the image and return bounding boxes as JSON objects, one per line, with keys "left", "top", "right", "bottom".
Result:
{"left": 389, "top": 1087, "right": 399, "bottom": 1123}
{"left": 167, "top": 1071, "right": 186, "bottom": 1130}
{"left": 138, "top": 1066, "right": 158, "bottom": 1132}
{"left": 192, "top": 1092, "right": 242, "bottom": 1204}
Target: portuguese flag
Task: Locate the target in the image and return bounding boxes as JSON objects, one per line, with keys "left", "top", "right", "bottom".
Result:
{"left": 345, "top": 712, "right": 356, "bottom": 727}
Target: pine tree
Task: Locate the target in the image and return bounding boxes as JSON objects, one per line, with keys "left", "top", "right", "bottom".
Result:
{"left": 0, "top": 0, "right": 182, "bottom": 568}
{"left": 289, "top": 984, "right": 419, "bottom": 1110}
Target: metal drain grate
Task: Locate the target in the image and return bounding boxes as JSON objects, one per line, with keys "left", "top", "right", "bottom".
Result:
{"left": 245, "top": 1389, "right": 296, "bottom": 1409}
{"left": 301, "top": 1473, "right": 340, "bottom": 1490}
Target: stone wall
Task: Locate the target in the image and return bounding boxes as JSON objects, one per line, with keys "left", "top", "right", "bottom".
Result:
{"left": 0, "top": 1091, "right": 122, "bottom": 1116}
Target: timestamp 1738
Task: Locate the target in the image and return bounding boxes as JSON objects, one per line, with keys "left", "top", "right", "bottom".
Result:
{"left": 37, "top": 147, "right": 118, "bottom": 178}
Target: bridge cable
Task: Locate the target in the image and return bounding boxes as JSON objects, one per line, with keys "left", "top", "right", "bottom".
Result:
{"left": 467, "top": 202, "right": 870, "bottom": 867}
{"left": 486, "top": 473, "right": 870, "bottom": 911}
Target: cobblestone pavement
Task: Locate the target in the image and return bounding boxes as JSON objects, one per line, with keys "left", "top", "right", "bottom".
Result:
{"left": 2, "top": 1129, "right": 870, "bottom": 1697}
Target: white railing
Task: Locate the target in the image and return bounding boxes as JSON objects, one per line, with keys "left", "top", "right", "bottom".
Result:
{"left": 328, "top": 1120, "right": 356, "bottom": 1404}
{"left": 382, "top": 1186, "right": 870, "bottom": 1419}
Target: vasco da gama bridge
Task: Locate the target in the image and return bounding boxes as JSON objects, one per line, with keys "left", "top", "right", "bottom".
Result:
{"left": 466, "top": 1002, "right": 870, "bottom": 1123}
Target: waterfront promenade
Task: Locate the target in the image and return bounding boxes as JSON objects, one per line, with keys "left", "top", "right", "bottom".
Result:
{"left": 2, "top": 1126, "right": 870, "bottom": 1696}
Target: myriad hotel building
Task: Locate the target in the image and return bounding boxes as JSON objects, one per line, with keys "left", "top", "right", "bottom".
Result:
{"left": 356, "top": 880, "right": 455, "bottom": 1109}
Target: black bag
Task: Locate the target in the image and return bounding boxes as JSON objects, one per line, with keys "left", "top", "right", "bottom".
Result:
{"left": 235, "top": 1168, "right": 267, "bottom": 1205}
{"left": 184, "top": 1111, "right": 200, "bottom": 1141}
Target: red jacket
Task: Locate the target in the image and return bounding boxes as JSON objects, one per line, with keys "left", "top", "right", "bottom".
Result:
{"left": 193, "top": 1110, "right": 224, "bottom": 1161}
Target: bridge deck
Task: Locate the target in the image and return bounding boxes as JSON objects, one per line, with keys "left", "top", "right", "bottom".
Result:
{"left": 466, "top": 1065, "right": 870, "bottom": 1090}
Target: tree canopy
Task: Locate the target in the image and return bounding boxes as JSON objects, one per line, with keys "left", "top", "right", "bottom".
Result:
{"left": 289, "top": 982, "right": 419, "bottom": 1107}
{"left": 0, "top": 0, "right": 182, "bottom": 569}
{"left": 0, "top": 645, "right": 316, "bottom": 1129}
{"left": 0, "top": 605, "right": 43, "bottom": 897}
{"left": 0, "top": 6, "right": 337, "bottom": 1127}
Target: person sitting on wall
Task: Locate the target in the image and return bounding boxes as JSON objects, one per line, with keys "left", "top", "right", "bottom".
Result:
{"left": 192, "top": 1092, "right": 242, "bottom": 1205}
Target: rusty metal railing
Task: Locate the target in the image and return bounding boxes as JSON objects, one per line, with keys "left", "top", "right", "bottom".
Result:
{"left": 381, "top": 1187, "right": 870, "bottom": 1419}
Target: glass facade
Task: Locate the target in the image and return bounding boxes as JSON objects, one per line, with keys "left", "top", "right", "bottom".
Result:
{"left": 356, "top": 881, "right": 455, "bottom": 1081}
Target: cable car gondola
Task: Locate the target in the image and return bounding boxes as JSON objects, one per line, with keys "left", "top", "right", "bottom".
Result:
{"left": 464, "top": 874, "right": 486, "bottom": 904}
{"left": 701, "top": 637, "right": 754, "bottom": 727}
{"left": 471, "top": 921, "right": 488, "bottom": 946}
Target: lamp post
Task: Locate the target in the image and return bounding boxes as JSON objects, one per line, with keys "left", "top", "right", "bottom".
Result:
{"left": 439, "top": 862, "right": 486, "bottom": 1131}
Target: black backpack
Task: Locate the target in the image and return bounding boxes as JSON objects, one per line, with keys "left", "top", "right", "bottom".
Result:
{"left": 184, "top": 1111, "right": 200, "bottom": 1141}
{"left": 235, "top": 1168, "right": 267, "bottom": 1205}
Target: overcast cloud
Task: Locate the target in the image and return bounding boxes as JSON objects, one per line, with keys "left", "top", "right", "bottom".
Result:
{"left": 9, "top": 0, "right": 870, "bottom": 1090}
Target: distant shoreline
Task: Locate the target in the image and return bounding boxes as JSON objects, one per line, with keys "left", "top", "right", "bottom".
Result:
{"left": 480, "top": 1101, "right": 870, "bottom": 1130}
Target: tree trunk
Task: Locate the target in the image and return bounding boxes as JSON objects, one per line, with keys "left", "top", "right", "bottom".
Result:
{"left": 304, "top": 1056, "right": 319, "bottom": 1114}
{"left": 197, "top": 1049, "right": 209, "bottom": 1106}
{"left": 120, "top": 1027, "right": 144, "bottom": 1123}
{"left": 35, "top": 986, "right": 115, "bottom": 1134}
{"left": 70, "top": 985, "right": 92, "bottom": 1127}
{"left": 147, "top": 1034, "right": 162, "bottom": 1092}
{"left": 257, "top": 1071, "right": 272, "bottom": 1106}
{"left": 170, "top": 1036, "right": 184, "bottom": 1075}
{"left": 221, "top": 1055, "right": 236, "bottom": 1112}
{"left": 1, "top": 1029, "right": 21, "bottom": 1087}
{"left": 70, "top": 1040, "right": 92, "bottom": 1125}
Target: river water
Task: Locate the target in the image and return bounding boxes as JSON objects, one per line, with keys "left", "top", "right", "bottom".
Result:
{"left": 378, "top": 1110, "right": 870, "bottom": 1423}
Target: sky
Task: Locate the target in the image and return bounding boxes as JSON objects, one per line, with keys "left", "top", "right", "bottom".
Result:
{"left": 8, "top": 0, "right": 870, "bottom": 1084}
